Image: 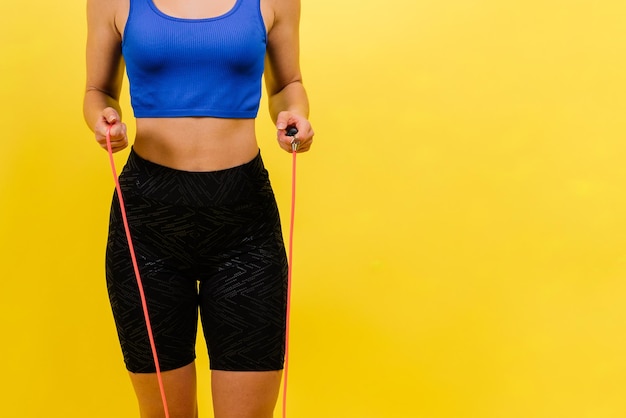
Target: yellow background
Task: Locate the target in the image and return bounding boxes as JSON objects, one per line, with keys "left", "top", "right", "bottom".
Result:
{"left": 1, "top": 0, "right": 626, "bottom": 417}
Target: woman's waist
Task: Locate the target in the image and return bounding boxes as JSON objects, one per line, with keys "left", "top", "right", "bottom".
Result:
{"left": 133, "top": 117, "right": 259, "bottom": 171}
{"left": 118, "top": 146, "right": 273, "bottom": 208}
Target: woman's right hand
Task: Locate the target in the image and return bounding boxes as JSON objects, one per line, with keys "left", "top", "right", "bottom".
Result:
{"left": 94, "top": 107, "right": 128, "bottom": 153}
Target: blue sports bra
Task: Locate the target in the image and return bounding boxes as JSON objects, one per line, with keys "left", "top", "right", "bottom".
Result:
{"left": 122, "top": 0, "right": 267, "bottom": 118}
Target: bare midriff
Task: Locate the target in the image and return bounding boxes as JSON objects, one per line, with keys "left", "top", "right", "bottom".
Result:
{"left": 133, "top": 117, "right": 260, "bottom": 172}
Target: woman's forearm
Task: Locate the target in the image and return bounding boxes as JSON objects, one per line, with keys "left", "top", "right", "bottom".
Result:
{"left": 268, "top": 80, "right": 310, "bottom": 124}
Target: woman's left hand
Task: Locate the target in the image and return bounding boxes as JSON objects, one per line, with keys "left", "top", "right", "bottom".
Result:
{"left": 276, "top": 111, "right": 314, "bottom": 153}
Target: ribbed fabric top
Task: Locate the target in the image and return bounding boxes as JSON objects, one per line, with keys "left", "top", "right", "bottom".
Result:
{"left": 122, "top": 0, "right": 267, "bottom": 118}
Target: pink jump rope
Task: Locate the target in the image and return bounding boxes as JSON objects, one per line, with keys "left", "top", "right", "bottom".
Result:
{"left": 105, "top": 125, "right": 300, "bottom": 418}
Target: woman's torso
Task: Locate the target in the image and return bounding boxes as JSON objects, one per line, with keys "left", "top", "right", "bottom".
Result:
{"left": 114, "top": 0, "right": 275, "bottom": 171}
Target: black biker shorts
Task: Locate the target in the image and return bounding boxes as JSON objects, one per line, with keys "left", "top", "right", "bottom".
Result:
{"left": 105, "top": 148, "right": 288, "bottom": 373}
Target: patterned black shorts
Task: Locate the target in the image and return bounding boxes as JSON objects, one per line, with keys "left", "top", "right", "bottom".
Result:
{"left": 105, "top": 148, "right": 287, "bottom": 373}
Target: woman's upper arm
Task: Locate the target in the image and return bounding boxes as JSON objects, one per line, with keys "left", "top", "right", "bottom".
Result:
{"left": 264, "top": 0, "right": 303, "bottom": 96}
{"left": 85, "top": 0, "right": 125, "bottom": 99}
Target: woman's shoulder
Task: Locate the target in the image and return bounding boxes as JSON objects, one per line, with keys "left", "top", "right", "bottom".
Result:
{"left": 263, "top": 0, "right": 300, "bottom": 34}
{"left": 263, "top": 0, "right": 300, "bottom": 19}
{"left": 87, "top": 0, "right": 130, "bottom": 37}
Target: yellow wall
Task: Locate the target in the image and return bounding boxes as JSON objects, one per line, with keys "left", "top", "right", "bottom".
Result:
{"left": 1, "top": 0, "right": 626, "bottom": 416}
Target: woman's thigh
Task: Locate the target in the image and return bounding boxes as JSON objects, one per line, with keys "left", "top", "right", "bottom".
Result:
{"left": 196, "top": 190, "right": 288, "bottom": 372}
